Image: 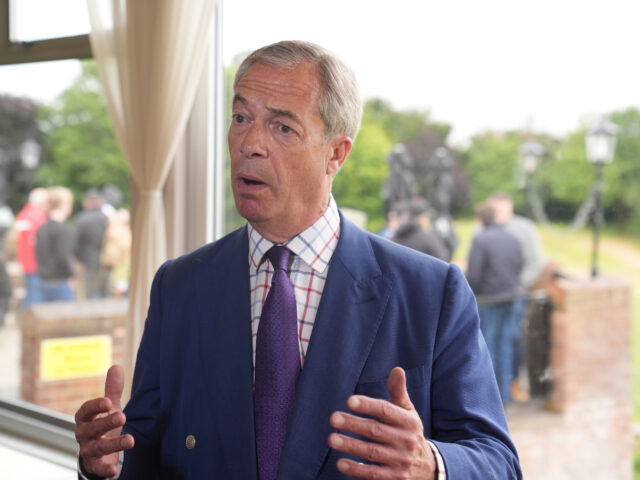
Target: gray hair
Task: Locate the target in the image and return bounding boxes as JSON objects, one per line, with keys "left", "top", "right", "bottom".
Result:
{"left": 234, "top": 40, "right": 362, "bottom": 141}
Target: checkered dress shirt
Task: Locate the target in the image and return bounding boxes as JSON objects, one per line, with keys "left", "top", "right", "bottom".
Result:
{"left": 248, "top": 196, "right": 341, "bottom": 367}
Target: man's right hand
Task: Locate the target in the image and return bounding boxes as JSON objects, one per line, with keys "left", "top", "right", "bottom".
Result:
{"left": 75, "top": 365, "right": 135, "bottom": 478}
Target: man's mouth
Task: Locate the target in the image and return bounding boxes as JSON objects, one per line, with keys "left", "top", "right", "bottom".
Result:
{"left": 242, "top": 177, "right": 264, "bottom": 186}
{"left": 239, "top": 174, "right": 267, "bottom": 188}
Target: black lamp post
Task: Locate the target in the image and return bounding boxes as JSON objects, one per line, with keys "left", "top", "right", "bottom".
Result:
{"left": 585, "top": 117, "right": 618, "bottom": 278}
{"left": 518, "top": 139, "right": 548, "bottom": 223}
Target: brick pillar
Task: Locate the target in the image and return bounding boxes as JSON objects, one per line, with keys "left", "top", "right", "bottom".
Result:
{"left": 21, "top": 299, "right": 127, "bottom": 415}
{"left": 511, "top": 275, "right": 632, "bottom": 480}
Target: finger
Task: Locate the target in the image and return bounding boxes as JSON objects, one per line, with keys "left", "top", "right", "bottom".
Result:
{"left": 328, "top": 431, "right": 413, "bottom": 468}
{"left": 387, "top": 367, "right": 414, "bottom": 411}
{"left": 83, "top": 459, "right": 119, "bottom": 479}
{"left": 104, "top": 365, "right": 125, "bottom": 410}
{"left": 345, "top": 395, "right": 421, "bottom": 431}
{"left": 330, "top": 412, "right": 416, "bottom": 449}
{"left": 78, "top": 410, "right": 127, "bottom": 442}
{"left": 335, "top": 457, "right": 403, "bottom": 480}
{"left": 75, "top": 397, "right": 112, "bottom": 424}
{"left": 80, "top": 433, "right": 134, "bottom": 460}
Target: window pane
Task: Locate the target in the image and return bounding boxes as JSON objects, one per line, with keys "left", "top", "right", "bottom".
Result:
{"left": 9, "top": 0, "right": 90, "bottom": 42}
{"left": 0, "top": 60, "right": 131, "bottom": 416}
{"left": 221, "top": 2, "right": 639, "bottom": 479}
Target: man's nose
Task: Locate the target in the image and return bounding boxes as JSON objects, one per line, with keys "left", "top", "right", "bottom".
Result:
{"left": 240, "top": 123, "right": 268, "bottom": 158}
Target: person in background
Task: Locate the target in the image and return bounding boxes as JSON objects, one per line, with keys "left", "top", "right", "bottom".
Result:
{"left": 75, "top": 40, "right": 521, "bottom": 480}
{"left": 391, "top": 197, "right": 449, "bottom": 261}
{"left": 74, "top": 189, "right": 109, "bottom": 299}
{"left": 100, "top": 208, "right": 132, "bottom": 297}
{"left": 491, "top": 192, "right": 546, "bottom": 403}
{"left": 36, "top": 186, "right": 75, "bottom": 302}
{"left": 15, "top": 187, "right": 48, "bottom": 309}
{"left": 0, "top": 204, "right": 14, "bottom": 327}
{"left": 466, "top": 200, "right": 523, "bottom": 405}
{"left": 376, "top": 202, "right": 403, "bottom": 239}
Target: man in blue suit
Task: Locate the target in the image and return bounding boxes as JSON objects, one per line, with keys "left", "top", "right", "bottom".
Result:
{"left": 75, "top": 40, "right": 522, "bottom": 479}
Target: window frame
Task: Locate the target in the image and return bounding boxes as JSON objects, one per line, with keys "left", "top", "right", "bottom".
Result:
{"left": 0, "top": 0, "right": 92, "bottom": 65}
{"left": 0, "top": 2, "right": 223, "bottom": 470}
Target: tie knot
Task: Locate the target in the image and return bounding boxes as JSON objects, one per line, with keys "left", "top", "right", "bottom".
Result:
{"left": 267, "top": 246, "right": 292, "bottom": 272}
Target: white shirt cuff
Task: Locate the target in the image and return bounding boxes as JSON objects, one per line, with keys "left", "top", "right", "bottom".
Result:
{"left": 427, "top": 440, "right": 447, "bottom": 479}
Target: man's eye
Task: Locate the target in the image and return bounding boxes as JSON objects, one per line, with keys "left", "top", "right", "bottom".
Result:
{"left": 279, "top": 124, "right": 293, "bottom": 134}
{"left": 232, "top": 114, "right": 245, "bottom": 124}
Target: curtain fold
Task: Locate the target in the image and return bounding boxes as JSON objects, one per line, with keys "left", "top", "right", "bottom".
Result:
{"left": 86, "top": 0, "right": 216, "bottom": 401}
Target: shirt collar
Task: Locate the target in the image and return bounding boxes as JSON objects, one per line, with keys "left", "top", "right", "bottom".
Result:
{"left": 248, "top": 196, "right": 341, "bottom": 274}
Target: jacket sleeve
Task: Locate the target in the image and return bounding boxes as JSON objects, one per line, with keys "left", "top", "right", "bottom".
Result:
{"left": 430, "top": 264, "right": 522, "bottom": 479}
{"left": 118, "top": 262, "right": 174, "bottom": 479}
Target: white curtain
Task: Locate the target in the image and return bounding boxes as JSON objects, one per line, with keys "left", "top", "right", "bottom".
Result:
{"left": 86, "top": 0, "right": 216, "bottom": 400}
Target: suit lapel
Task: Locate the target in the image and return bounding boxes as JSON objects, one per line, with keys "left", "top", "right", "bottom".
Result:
{"left": 278, "top": 217, "right": 395, "bottom": 479}
{"left": 195, "top": 227, "right": 258, "bottom": 479}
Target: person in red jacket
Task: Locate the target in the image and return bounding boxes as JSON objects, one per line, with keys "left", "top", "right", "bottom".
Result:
{"left": 15, "top": 187, "right": 49, "bottom": 309}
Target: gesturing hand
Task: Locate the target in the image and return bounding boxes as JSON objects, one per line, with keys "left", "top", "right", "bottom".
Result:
{"left": 328, "top": 367, "right": 437, "bottom": 480}
{"left": 75, "top": 365, "right": 135, "bottom": 478}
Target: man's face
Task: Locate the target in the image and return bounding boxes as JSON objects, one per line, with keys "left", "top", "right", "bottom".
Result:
{"left": 492, "top": 198, "right": 513, "bottom": 225}
{"left": 228, "top": 62, "right": 351, "bottom": 243}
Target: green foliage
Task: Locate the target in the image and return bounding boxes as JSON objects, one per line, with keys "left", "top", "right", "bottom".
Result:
{"left": 459, "top": 107, "right": 640, "bottom": 229}
{"left": 537, "top": 107, "right": 640, "bottom": 224}
{"left": 36, "top": 60, "right": 130, "bottom": 208}
{"left": 364, "top": 98, "right": 450, "bottom": 143}
{"left": 459, "top": 131, "right": 524, "bottom": 208}
{"left": 332, "top": 119, "right": 392, "bottom": 229}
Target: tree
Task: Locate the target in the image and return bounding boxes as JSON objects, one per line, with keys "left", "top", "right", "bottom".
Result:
{"left": 458, "top": 131, "right": 525, "bottom": 210}
{"left": 332, "top": 119, "right": 393, "bottom": 232}
{"left": 36, "top": 60, "right": 130, "bottom": 209}
{"left": 536, "top": 107, "right": 640, "bottom": 226}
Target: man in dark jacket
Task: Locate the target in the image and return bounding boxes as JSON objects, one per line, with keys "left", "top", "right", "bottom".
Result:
{"left": 36, "top": 187, "right": 75, "bottom": 302}
{"left": 74, "top": 189, "right": 109, "bottom": 299}
{"left": 391, "top": 197, "right": 449, "bottom": 261}
{"left": 466, "top": 200, "right": 523, "bottom": 404}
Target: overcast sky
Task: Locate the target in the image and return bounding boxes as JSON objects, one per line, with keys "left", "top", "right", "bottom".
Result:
{"left": 2, "top": 0, "right": 639, "bottom": 146}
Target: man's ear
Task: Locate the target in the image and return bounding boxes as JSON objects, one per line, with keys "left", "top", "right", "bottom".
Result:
{"left": 326, "top": 135, "right": 353, "bottom": 176}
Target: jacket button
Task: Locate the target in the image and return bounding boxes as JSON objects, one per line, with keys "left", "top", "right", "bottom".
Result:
{"left": 185, "top": 435, "right": 196, "bottom": 450}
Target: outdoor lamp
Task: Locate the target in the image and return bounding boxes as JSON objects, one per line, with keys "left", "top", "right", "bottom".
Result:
{"left": 20, "top": 138, "right": 41, "bottom": 170}
{"left": 518, "top": 139, "right": 548, "bottom": 223}
{"left": 519, "top": 139, "right": 546, "bottom": 174}
{"left": 584, "top": 117, "right": 618, "bottom": 277}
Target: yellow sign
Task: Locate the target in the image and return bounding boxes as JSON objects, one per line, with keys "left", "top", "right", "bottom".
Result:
{"left": 40, "top": 335, "right": 112, "bottom": 381}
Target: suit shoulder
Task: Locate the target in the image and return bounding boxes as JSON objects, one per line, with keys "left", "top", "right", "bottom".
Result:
{"left": 159, "top": 226, "right": 246, "bottom": 278}
{"left": 368, "top": 230, "right": 449, "bottom": 273}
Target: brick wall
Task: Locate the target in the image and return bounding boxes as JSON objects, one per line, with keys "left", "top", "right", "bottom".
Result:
{"left": 21, "top": 299, "right": 127, "bottom": 415}
{"left": 509, "top": 276, "right": 632, "bottom": 480}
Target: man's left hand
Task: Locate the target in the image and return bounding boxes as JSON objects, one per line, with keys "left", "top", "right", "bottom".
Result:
{"left": 328, "top": 366, "right": 437, "bottom": 479}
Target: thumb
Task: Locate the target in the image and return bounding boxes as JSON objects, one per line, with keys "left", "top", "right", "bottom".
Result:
{"left": 104, "top": 365, "right": 125, "bottom": 410}
{"left": 387, "top": 366, "right": 414, "bottom": 411}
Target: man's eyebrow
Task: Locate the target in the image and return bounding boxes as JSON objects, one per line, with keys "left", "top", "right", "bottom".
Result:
{"left": 232, "top": 94, "right": 247, "bottom": 107}
{"left": 265, "top": 106, "right": 301, "bottom": 124}
{"left": 232, "top": 94, "right": 302, "bottom": 124}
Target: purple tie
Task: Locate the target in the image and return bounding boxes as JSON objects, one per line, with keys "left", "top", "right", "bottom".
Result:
{"left": 254, "top": 246, "right": 300, "bottom": 480}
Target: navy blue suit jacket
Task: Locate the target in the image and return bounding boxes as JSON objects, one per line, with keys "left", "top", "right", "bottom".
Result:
{"left": 118, "top": 214, "right": 521, "bottom": 479}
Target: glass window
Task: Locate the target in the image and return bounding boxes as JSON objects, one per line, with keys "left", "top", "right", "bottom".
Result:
{"left": 0, "top": 59, "right": 131, "bottom": 417}
{"left": 221, "top": 2, "right": 639, "bottom": 478}
{"left": 9, "top": 0, "right": 89, "bottom": 42}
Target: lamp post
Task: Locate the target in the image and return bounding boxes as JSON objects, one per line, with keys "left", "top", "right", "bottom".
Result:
{"left": 20, "top": 138, "right": 41, "bottom": 171}
{"left": 19, "top": 138, "right": 41, "bottom": 199}
{"left": 518, "top": 139, "right": 548, "bottom": 223}
{"left": 585, "top": 117, "right": 618, "bottom": 278}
